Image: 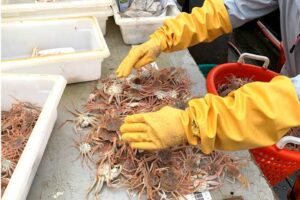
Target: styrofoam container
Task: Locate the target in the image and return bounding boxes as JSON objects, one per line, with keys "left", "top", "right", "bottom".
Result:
{"left": 113, "top": 2, "right": 180, "bottom": 44}
{"left": 1, "top": 17, "right": 110, "bottom": 84}
{"left": 1, "top": 73, "right": 67, "bottom": 200}
{"left": 1, "top": 0, "right": 113, "bottom": 35}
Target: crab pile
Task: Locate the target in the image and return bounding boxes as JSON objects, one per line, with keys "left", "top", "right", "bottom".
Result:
{"left": 217, "top": 75, "right": 253, "bottom": 97}
{"left": 1, "top": 100, "right": 41, "bottom": 194}
{"left": 70, "top": 67, "right": 249, "bottom": 200}
{"left": 217, "top": 75, "right": 300, "bottom": 151}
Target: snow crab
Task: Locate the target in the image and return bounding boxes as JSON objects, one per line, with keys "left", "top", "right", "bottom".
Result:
{"left": 2, "top": 131, "right": 28, "bottom": 159}
{"left": 1, "top": 159, "right": 16, "bottom": 178}
{"left": 69, "top": 67, "right": 249, "bottom": 199}
{"left": 86, "top": 163, "right": 122, "bottom": 200}
{"left": 217, "top": 75, "right": 253, "bottom": 97}
{"left": 64, "top": 107, "right": 99, "bottom": 134}
{"left": 73, "top": 135, "right": 95, "bottom": 169}
{"left": 157, "top": 168, "right": 197, "bottom": 199}
{"left": 225, "top": 164, "right": 250, "bottom": 187}
{"left": 103, "top": 81, "right": 127, "bottom": 105}
{"left": 1, "top": 101, "right": 41, "bottom": 192}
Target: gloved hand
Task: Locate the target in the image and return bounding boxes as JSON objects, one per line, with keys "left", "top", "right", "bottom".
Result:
{"left": 116, "top": 39, "right": 161, "bottom": 78}
{"left": 120, "top": 106, "right": 199, "bottom": 150}
{"left": 116, "top": 0, "right": 232, "bottom": 78}
{"left": 120, "top": 76, "right": 300, "bottom": 154}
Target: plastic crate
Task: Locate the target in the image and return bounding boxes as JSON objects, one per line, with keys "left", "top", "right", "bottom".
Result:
{"left": 1, "top": 73, "right": 67, "bottom": 200}
{"left": 112, "top": 1, "right": 180, "bottom": 44}
{"left": 1, "top": 0, "right": 113, "bottom": 35}
{"left": 1, "top": 17, "right": 110, "bottom": 84}
{"left": 251, "top": 146, "right": 300, "bottom": 185}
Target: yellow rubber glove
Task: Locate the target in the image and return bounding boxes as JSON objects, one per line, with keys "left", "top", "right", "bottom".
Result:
{"left": 116, "top": 40, "right": 161, "bottom": 78}
{"left": 187, "top": 75, "right": 300, "bottom": 154}
{"left": 116, "top": 0, "right": 232, "bottom": 78}
{"left": 120, "top": 76, "right": 300, "bottom": 153}
{"left": 120, "top": 106, "right": 199, "bottom": 150}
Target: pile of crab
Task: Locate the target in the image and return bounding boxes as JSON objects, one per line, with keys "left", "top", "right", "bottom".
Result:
{"left": 69, "top": 67, "right": 250, "bottom": 200}
{"left": 217, "top": 75, "right": 300, "bottom": 151}
{"left": 217, "top": 75, "right": 253, "bottom": 97}
{"left": 1, "top": 100, "right": 41, "bottom": 194}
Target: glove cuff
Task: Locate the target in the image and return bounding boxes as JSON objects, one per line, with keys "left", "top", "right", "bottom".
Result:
{"left": 181, "top": 107, "right": 201, "bottom": 146}
{"left": 149, "top": 0, "right": 232, "bottom": 52}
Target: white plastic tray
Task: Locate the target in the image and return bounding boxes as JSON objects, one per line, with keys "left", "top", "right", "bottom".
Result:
{"left": 1, "top": 0, "right": 113, "bottom": 35}
{"left": 1, "top": 73, "right": 67, "bottom": 200}
{"left": 113, "top": 1, "right": 180, "bottom": 44}
{"left": 1, "top": 17, "right": 110, "bottom": 84}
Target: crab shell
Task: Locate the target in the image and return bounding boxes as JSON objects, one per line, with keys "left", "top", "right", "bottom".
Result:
{"left": 159, "top": 169, "right": 180, "bottom": 192}
{"left": 127, "top": 102, "right": 141, "bottom": 108}
{"left": 225, "top": 165, "right": 241, "bottom": 178}
{"left": 106, "top": 84, "right": 123, "bottom": 95}
{"left": 1, "top": 159, "right": 14, "bottom": 173}
{"left": 77, "top": 114, "right": 98, "bottom": 128}
{"left": 98, "top": 128, "right": 119, "bottom": 141}
{"left": 157, "top": 149, "right": 172, "bottom": 164}
{"left": 193, "top": 179, "right": 208, "bottom": 192}
{"left": 148, "top": 173, "right": 160, "bottom": 187}
{"left": 88, "top": 93, "right": 96, "bottom": 103}
{"left": 123, "top": 159, "right": 137, "bottom": 172}
{"left": 184, "top": 158, "right": 199, "bottom": 172}
{"left": 99, "top": 163, "right": 122, "bottom": 181}
{"left": 154, "top": 91, "right": 167, "bottom": 100}
{"left": 105, "top": 118, "right": 123, "bottom": 132}
{"left": 79, "top": 142, "right": 92, "bottom": 154}
{"left": 167, "top": 90, "right": 178, "bottom": 99}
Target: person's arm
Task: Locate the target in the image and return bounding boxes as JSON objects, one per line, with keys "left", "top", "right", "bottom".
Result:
{"left": 224, "top": 0, "right": 278, "bottom": 28}
{"left": 151, "top": 0, "right": 232, "bottom": 52}
{"left": 120, "top": 76, "right": 300, "bottom": 154}
{"left": 187, "top": 75, "right": 300, "bottom": 154}
{"left": 116, "top": 0, "right": 232, "bottom": 77}
{"left": 153, "top": 0, "right": 280, "bottom": 50}
{"left": 116, "top": 0, "right": 279, "bottom": 78}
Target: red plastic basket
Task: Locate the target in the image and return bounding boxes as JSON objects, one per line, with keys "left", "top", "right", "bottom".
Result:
{"left": 206, "top": 53, "right": 300, "bottom": 186}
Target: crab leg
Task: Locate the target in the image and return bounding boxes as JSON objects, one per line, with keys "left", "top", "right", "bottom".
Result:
{"left": 93, "top": 178, "right": 104, "bottom": 200}
{"left": 85, "top": 177, "right": 98, "bottom": 199}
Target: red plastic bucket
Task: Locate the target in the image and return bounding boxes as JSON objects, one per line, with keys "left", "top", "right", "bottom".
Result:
{"left": 206, "top": 62, "right": 278, "bottom": 94}
{"left": 206, "top": 53, "right": 300, "bottom": 186}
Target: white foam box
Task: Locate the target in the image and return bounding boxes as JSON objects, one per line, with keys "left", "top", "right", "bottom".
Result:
{"left": 1, "top": 0, "right": 113, "bottom": 35}
{"left": 113, "top": 1, "right": 180, "bottom": 45}
{"left": 1, "top": 17, "right": 110, "bottom": 84}
{"left": 1, "top": 73, "right": 67, "bottom": 200}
